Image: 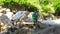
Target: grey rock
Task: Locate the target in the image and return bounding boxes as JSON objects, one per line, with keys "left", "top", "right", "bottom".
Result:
{"left": 0, "top": 14, "right": 12, "bottom": 26}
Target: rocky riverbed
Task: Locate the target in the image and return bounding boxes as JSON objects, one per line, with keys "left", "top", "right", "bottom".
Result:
{"left": 0, "top": 8, "right": 60, "bottom": 34}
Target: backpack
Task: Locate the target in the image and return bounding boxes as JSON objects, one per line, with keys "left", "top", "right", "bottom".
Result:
{"left": 32, "top": 12, "right": 38, "bottom": 21}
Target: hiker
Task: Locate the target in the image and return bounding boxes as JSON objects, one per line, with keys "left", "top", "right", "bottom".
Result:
{"left": 32, "top": 10, "right": 39, "bottom": 25}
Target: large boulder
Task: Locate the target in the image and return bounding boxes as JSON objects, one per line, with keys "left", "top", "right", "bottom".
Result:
{"left": 0, "top": 14, "right": 12, "bottom": 26}
{"left": 12, "top": 11, "right": 29, "bottom": 21}
{"left": 44, "top": 19, "right": 60, "bottom": 26}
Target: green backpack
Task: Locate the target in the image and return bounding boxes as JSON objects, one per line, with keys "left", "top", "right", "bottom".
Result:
{"left": 32, "top": 11, "right": 38, "bottom": 21}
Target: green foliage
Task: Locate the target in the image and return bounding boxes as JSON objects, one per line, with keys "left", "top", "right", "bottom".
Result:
{"left": 0, "top": 0, "right": 39, "bottom": 12}
{"left": 41, "top": 4, "right": 55, "bottom": 16}
{"left": 53, "top": 0, "right": 60, "bottom": 16}
{"left": 39, "top": 0, "right": 50, "bottom": 5}
{"left": 0, "top": 0, "right": 60, "bottom": 16}
{"left": 0, "top": 0, "right": 5, "bottom": 5}
{"left": 39, "top": 0, "right": 55, "bottom": 16}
